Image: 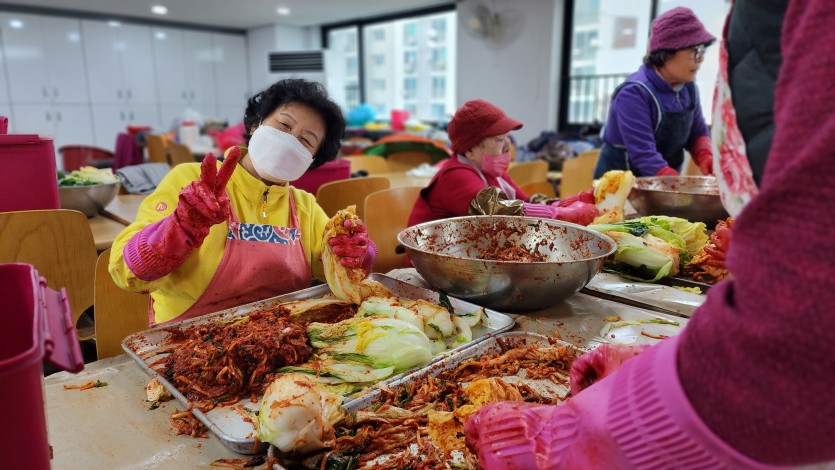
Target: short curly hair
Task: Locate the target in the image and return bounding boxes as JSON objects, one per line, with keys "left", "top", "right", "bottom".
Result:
{"left": 643, "top": 49, "right": 675, "bottom": 68}
{"left": 243, "top": 79, "right": 345, "bottom": 170}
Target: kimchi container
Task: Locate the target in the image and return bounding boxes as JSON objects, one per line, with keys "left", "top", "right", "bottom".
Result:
{"left": 0, "top": 263, "right": 84, "bottom": 469}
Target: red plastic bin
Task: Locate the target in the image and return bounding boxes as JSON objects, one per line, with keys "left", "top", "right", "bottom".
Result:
{"left": 58, "top": 145, "right": 115, "bottom": 172}
{"left": 0, "top": 263, "right": 84, "bottom": 470}
{"left": 0, "top": 117, "right": 60, "bottom": 212}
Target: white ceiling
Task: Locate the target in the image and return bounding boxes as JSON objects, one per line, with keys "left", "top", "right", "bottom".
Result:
{"left": 0, "top": 0, "right": 456, "bottom": 30}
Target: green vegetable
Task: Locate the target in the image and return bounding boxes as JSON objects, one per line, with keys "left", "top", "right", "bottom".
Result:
{"left": 602, "top": 231, "right": 678, "bottom": 282}
{"left": 638, "top": 216, "right": 708, "bottom": 259}
{"left": 94, "top": 380, "right": 108, "bottom": 388}
{"left": 438, "top": 292, "right": 455, "bottom": 314}
{"left": 57, "top": 167, "right": 119, "bottom": 187}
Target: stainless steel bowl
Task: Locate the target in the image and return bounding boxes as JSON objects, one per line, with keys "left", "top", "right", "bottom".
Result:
{"left": 58, "top": 182, "right": 121, "bottom": 217}
{"left": 628, "top": 176, "right": 729, "bottom": 228}
{"left": 398, "top": 216, "right": 616, "bottom": 311}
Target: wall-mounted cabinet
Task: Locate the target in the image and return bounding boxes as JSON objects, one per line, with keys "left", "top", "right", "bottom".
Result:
{"left": 12, "top": 104, "right": 94, "bottom": 166}
{"left": 0, "top": 13, "right": 89, "bottom": 105}
{"left": 82, "top": 20, "right": 158, "bottom": 106}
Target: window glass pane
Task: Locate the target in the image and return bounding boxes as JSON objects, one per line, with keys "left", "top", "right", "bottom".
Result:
{"left": 567, "top": 0, "right": 652, "bottom": 126}
{"left": 362, "top": 11, "right": 456, "bottom": 122}
{"left": 325, "top": 27, "right": 360, "bottom": 111}
{"left": 657, "top": 0, "right": 730, "bottom": 123}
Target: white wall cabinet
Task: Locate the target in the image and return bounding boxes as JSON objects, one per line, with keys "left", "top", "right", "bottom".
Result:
{"left": 12, "top": 104, "right": 94, "bottom": 169}
{"left": 0, "top": 13, "right": 89, "bottom": 105}
{"left": 214, "top": 33, "right": 249, "bottom": 124}
{"left": 82, "top": 20, "right": 158, "bottom": 106}
{"left": 1, "top": 11, "right": 248, "bottom": 152}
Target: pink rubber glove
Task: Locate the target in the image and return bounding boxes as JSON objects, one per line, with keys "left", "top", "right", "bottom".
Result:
{"left": 124, "top": 148, "right": 241, "bottom": 281}
{"left": 464, "top": 337, "right": 774, "bottom": 470}
{"left": 328, "top": 218, "right": 373, "bottom": 269}
{"left": 690, "top": 135, "right": 715, "bottom": 176}
{"left": 551, "top": 189, "right": 599, "bottom": 226}
{"left": 569, "top": 344, "right": 648, "bottom": 395}
{"left": 656, "top": 165, "right": 680, "bottom": 176}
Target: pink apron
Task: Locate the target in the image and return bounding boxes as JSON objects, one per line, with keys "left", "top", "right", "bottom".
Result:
{"left": 711, "top": 1, "right": 759, "bottom": 217}
{"left": 151, "top": 191, "right": 311, "bottom": 326}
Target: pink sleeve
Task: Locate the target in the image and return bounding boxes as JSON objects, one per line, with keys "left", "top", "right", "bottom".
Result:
{"left": 677, "top": 0, "right": 835, "bottom": 464}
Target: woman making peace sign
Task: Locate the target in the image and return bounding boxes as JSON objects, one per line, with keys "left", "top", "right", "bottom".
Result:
{"left": 110, "top": 80, "right": 374, "bottom": 326}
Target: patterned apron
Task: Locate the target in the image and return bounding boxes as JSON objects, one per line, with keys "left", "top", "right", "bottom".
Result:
{"left": 150, "top": 191, "right": 311, "bottom": 326}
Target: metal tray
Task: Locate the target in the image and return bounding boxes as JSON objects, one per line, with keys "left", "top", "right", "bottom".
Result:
{"left": 659, "top": 274, "right": 714, "bottom": 292}
{"left": 269, "top": 331, "right": 581, "bottom": 469}
{"left": 582, "top": 272, "right": 705, "bottom": 318}
{"left": 121, "top": 273, "right": 515, "bottom": 455}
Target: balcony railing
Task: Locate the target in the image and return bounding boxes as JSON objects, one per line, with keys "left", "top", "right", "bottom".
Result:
{"left": 566, "top": 73, "right": 630, "bottom": 127}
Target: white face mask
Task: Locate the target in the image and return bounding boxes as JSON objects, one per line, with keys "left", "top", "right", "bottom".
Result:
{"left": 247, "top": 125, "right": 314, "bottom": 183}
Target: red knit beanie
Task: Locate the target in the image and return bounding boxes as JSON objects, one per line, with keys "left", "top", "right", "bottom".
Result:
{"left": 649, "top": 7, "right": 715, "bottom": 53}
{"left": 447, "top": 99, "right": 522, "bottom": 154}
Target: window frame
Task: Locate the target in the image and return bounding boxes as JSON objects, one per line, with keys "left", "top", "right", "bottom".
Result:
{"left": 321, "top": 3, "right": 456, "bottom": 105}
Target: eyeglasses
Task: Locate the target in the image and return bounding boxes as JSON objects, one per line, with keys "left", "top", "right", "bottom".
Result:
{"left": 691, "top": 44, "right": 707, "bottom": 61}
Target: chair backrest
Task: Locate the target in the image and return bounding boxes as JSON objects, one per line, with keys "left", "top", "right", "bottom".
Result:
{"left": 59, "top": 145, "right": 114, "bottom": 172}
{"left": 364, "top": 187, "right": 422, "bottom": 274}
{"left": 167, "top": 141, "right": 196, "bottom": 166}
{"left": 345, "top": 155, "right": 390, "bottom": 175}
{"left": 0, "top": 210, "right": 97, "bottom": 329}
{"left": 94, "top": 249, "right": 149, "bottom": 359}
{"left": 507, "top": 160, "right": 548, "bottom": 186}
{"left": 520, "top": 180, "right": 557, "bottom": 199}
{"left": 560, "top": 149, "right": 600, "bottom": 198}
{"left": 385, "top": 151, "right": 433, "bottom": 173}
{"left": 145, "top": 134, "right": 168, "bottom": 164}
{"left": 316, "top": 176, "right": 390, "bottom": 219}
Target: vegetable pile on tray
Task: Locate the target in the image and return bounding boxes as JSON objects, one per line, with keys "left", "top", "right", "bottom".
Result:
{"left": 589, "top": 216, "right": 709, "bottom": 282}
{"left": 57, "top": 166, "right": 119, "bottom": 187}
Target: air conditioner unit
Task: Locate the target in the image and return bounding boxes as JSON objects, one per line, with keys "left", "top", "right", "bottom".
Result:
{"left": 268, "top": 50, "right": 327, "bottom": 83}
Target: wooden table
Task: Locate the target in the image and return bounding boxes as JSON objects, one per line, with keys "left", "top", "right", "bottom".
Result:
{"left": 88, "top": 215, "right": 128, "bottom": 251}
{"left": 103, "top": 194, "right": 146, "bottom": 226}
{"left": 43, "top": 269, "right": 689, "bottom": 468}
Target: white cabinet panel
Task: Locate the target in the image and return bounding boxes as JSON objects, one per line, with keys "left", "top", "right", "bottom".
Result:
{"left": 82, "top": 20, "right": 122, "bottom": 105}
{"left": 41, "top": 16, "right": 88, "bottom": 104}
{"left": 120, "top": 24, "right": 157, "bottom": 104}
{"left": 0, "top": 13, "right": 50, "bottom": 104}
{"left": 182, "top": 31, "right": 217, "bottom": 109}
{"left": 152, "top": 27, "right": 188, "bottom": 106}
{"left": 0, "top": 36, "right": 10, "bottom": 105}
{"left": 12, "top": 104, "right": 93, "bottom": 169}
{"left": 91, "top": 104, "right": 160, "bottom": 149}
{"left": 82, "top": 20, "right": 157, "bottom": 105}
{"left": 213, "top": 33, "right": 249, "bottom": 106}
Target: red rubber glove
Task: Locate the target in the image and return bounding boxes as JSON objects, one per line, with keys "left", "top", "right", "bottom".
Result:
{"left": 569, "top": 343, "right": 648, "bottom": 395}
{"left": 328, "top": 218, "right": 371, "bottom": 269}
{"left": 551, "top": 189, "right": 599, "bottom": 226}
{"left": 124, "top": 148, "right": 241, "bottom": 281}
{"left": 690, "top": 135, "right": 714, "bottom": 176}
{"left": 656, "top": 165, "right": 680, "bottom": 176}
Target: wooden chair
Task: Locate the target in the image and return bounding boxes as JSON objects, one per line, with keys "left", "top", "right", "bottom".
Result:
{"left": 316, "top": 176, "right": 390, "bottom": 219}
{"left": 344, "top": 155, "right": 390, "bottom": 175}
{"left": 385, "top": 151, "right": 433, "bottom": 173}
{"left": 0, "top": 210, "right": 97, "bottom": 332}
{"left": 507, "top": 160, "right": 548, "bottom": 186}
{"left": 145, "top": 134, "right": 168, "bottom": 165}
{"left": 560, "top": 149, "right": 600, "bottom": 198}
{"left": 167, "top": 141, "right": 196, "bottom": 166}
{"left": 364, "top": 187, "right": 422, "bottom": 274}
{"left": 520, "top": 180, "right": 557, "bottom": 199}
{"left": 94, "top": 249, "right": 149, "bottom": 359}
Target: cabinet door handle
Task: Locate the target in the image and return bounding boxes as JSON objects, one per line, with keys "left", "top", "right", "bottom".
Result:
{"left": 42, "top": 87, "right": 48, "bottom": 98}
{"left": 120, "top": 111, "right": 125, "bottom": 121}
{"left": 53, "top": 87, "right": 58, "bottom": 98}
{"left": 56, "top": 111, "right": 62, "bottom": 122}
{"left": 190, "top": 91, "right": 195, "bottom": 100}
{"left": 117, "top": 89, "right": 123, "bottom": 99}
{"left": 182, "top": 90, "right": 187, "bottom": 100}
{"left": 129, "top": 111, "right": 135, "bottom": 121}
{"left": 45, "top": 111, "right": 51, "bottom": 122}
{"left": 127, "top": 89, "right": 132, "bottom": 99}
